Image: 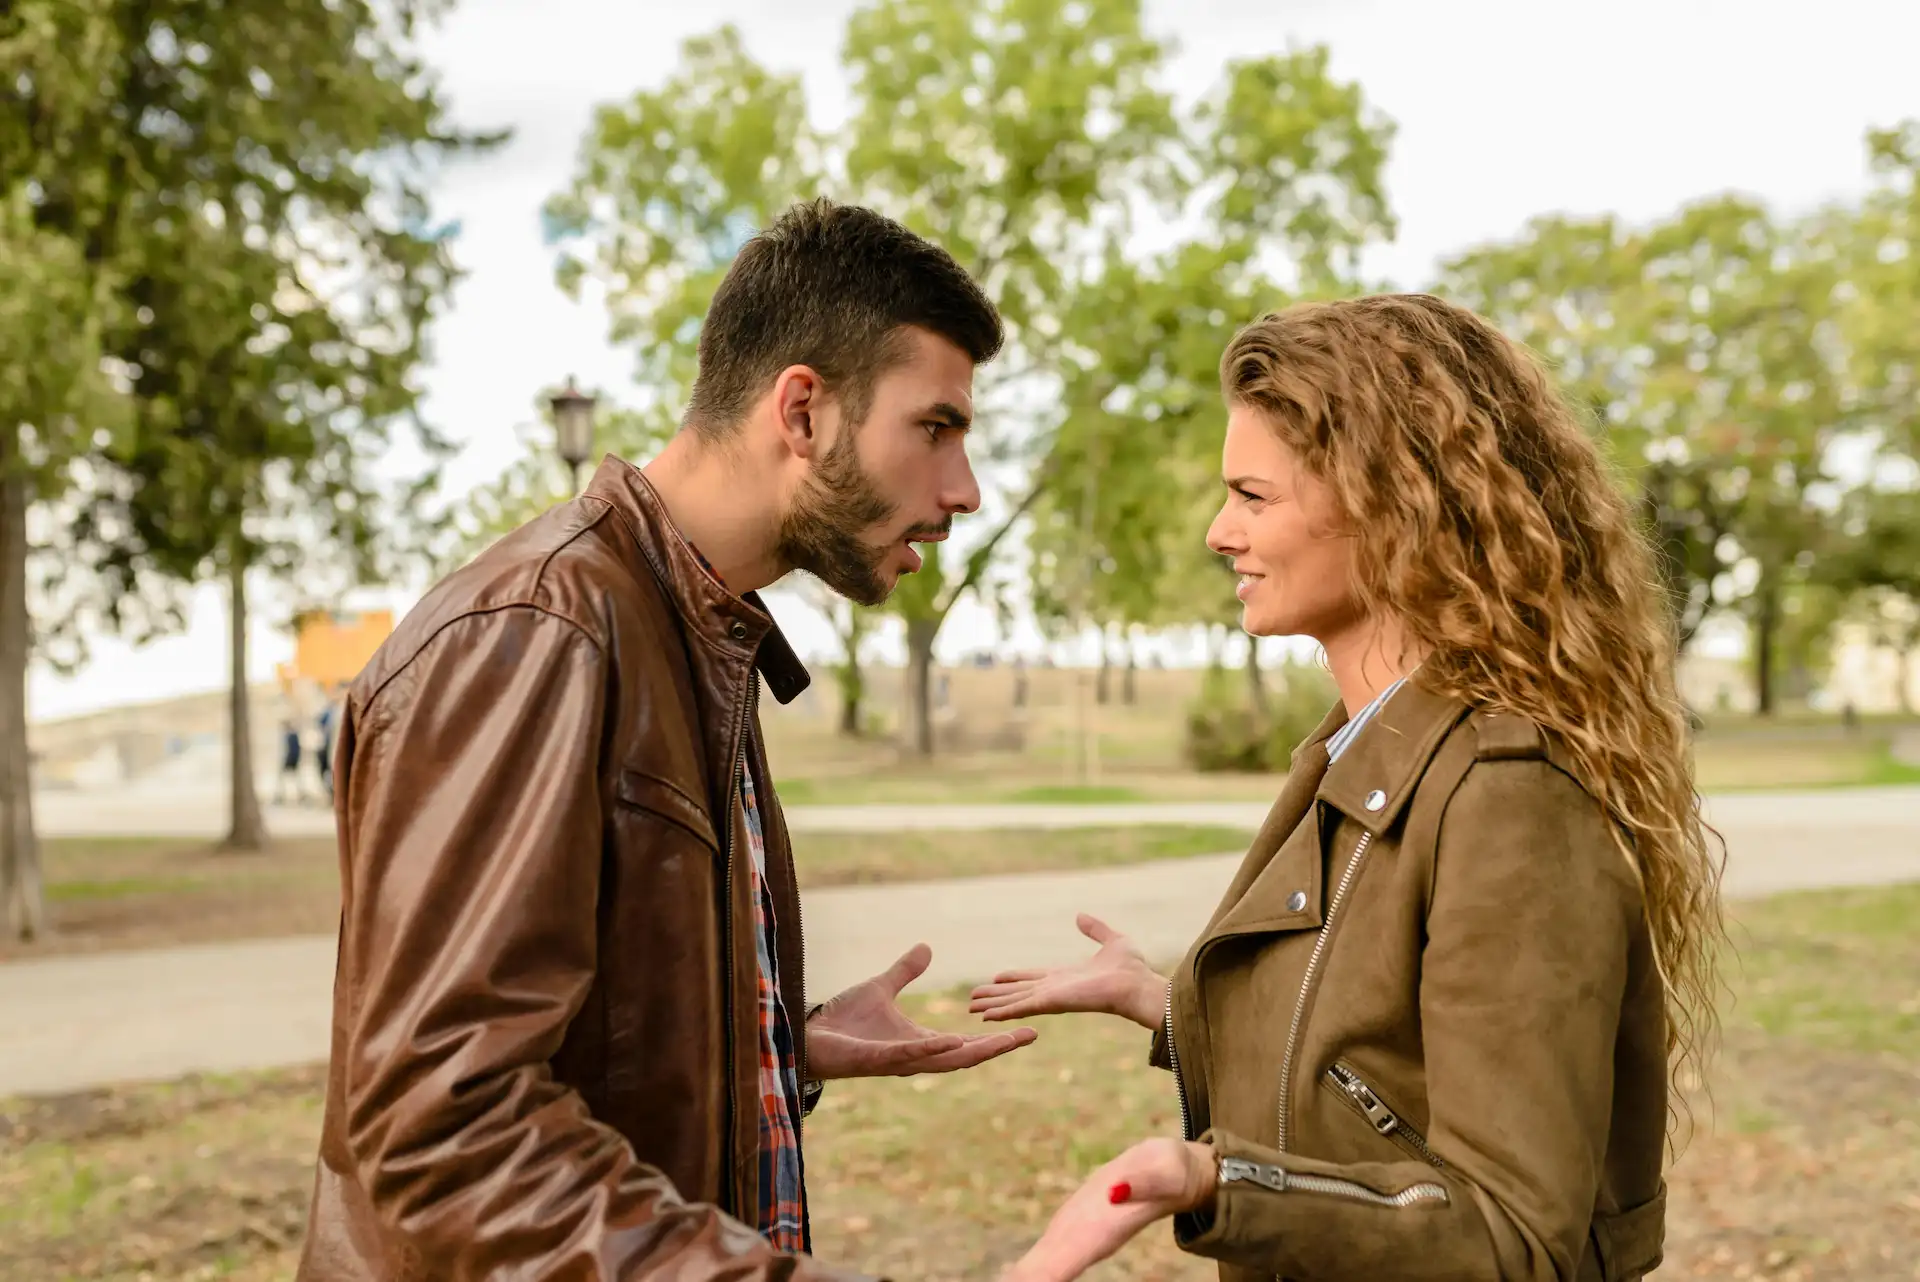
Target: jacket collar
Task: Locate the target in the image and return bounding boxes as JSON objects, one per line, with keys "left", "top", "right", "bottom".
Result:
{"left": 1316, "top": 675, "right": 1473, "bottom": 835}
{"left": 582, "top": 454, "right": 812, "bottom": 705}
{"left": 1290, "top": 697, "right": 1352, "bottom": 770}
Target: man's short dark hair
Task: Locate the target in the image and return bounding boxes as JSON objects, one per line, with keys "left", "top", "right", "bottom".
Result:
{"left": 684, "top": 199, "right": 1004, "bottom": 436}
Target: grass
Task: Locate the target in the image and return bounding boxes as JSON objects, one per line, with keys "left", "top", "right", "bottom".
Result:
{"left": 794, "top": 826, "right": 1248, "bottom": 887}
{"left": 1724, "top": 881, "right": 1920, "bottom": 1057}
{"left": 3, "top": 882, "right": 1916, "bottom": 1280}
{"left": 758, "top": 677, "right": 1920, "bottom": 805}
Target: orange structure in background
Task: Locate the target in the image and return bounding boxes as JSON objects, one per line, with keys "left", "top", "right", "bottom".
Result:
{"left": 280, "top": 608, "right": 394, "bottom": 692}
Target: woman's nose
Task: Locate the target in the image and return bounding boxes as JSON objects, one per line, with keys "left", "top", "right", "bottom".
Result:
{"left": 1206, "top": 502, "right": 1241, "bottom": 556}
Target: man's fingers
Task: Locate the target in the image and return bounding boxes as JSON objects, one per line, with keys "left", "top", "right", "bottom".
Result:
{"left": 865, "top": 1033, "right": 967, "bottom": 1069}
{"left": 881, "top": 942, "right": 935, "bottom": 996}
{"left": 970, "top": 978, "right": 1042, "bottom": 1000}
{"left": 913, "top": 1027, "right": 1040, "bottom": 1073}
{"left": 1077, "top": 913, "right": 1119, "bottom": 944}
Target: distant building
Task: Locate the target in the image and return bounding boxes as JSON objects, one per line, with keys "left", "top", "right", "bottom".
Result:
{"left": 1824, "top": 620, "right": 1920, "bottom": 714}
{"left": 282, "top": 608, "right": 393, "bottom": 693}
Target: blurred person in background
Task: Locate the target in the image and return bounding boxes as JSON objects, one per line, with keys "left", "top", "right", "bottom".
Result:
{"left": 982, "top": 294, "right": 1725, "bottom": 1282}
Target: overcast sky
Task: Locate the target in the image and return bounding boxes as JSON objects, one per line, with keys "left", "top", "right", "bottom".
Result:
{"left": 29, "top": 0, "right": 1920, "bottom": 722}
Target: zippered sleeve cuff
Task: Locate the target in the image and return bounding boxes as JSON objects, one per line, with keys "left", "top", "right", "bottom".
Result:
{"left": 1147, "top": 977, "right": 1175, "bottom": 1072}
{"left": 1173, "top": 1129, "right": 1465, "bottom": 1277}
{"left": 801, "top": 1002, "right": 826, "bottom": 1118}
{"left": 1148, "top": 1020, "right": 1173, "bottom": 1072}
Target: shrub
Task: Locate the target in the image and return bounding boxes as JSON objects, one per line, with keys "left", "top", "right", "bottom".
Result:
{"left": 1182, "top": 658, "right": 1339, "bottom": 774}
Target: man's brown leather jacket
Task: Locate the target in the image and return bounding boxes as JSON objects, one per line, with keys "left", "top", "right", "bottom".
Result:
{"left": 295, "top": 457, "right": 872, "bottom": 1281}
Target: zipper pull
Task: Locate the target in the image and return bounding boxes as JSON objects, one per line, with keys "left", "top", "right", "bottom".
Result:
{"left": 1331, "top": 1066, "right": 1402, "bottom": 1136}
{"left": 1218, "top": 1156, "right": 1289, "bottom": 1193}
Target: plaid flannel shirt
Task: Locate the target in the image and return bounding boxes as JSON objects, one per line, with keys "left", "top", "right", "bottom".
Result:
{"left": 685, "top": 540, "right": 809, "bottom": 1253}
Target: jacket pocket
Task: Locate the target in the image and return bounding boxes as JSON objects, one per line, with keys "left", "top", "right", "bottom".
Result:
{"left": 616, "top": 768, "right": 720, "bottom": 853}
{"left": 1325, "top": 1061, "right": 1444, "bottom": 1168}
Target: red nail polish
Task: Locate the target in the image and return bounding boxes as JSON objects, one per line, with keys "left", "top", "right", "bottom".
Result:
{"left": 1108, "top": 1181, "right": 1132, "bottom": 1204}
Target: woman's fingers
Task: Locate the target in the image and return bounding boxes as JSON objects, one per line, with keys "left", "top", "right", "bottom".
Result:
{"left": 971, "top": 992, "right": 1051, "bottom": 1019}
{"left": 972, "top": 975, "right": 1046, "bottom": 997}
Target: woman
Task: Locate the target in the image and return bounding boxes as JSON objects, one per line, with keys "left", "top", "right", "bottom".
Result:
{"left": 978, "top": 295, "right": 1724, "bottom": 1282}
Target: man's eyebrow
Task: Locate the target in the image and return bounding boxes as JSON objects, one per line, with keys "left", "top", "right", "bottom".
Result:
{"left": 921, "top": 401, "right": 972, "bottom": 429}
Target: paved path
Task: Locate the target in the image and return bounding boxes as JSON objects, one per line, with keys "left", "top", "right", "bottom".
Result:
{"left": 4, "top": 788, "right": 1917, "bottom": 1098}
{"left": 33, "top": 784, "right": 1920, "bottom": 839}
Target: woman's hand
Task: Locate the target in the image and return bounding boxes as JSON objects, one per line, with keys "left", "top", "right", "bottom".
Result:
{"left": 1000, "top": 1138, "right": 1217, "bottom": 1282}
{"left": 969, "top": 914, "right": 1167, "bottom": 1031}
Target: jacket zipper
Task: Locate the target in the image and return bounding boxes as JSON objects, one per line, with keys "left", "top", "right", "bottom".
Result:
{"left": 755, "top": 681, "right": 808, "bottom": 1120}
{"left": 1164, "top": 979, "right": 1192, "bottom": 1142}
{"left": 1326, "top": 1062, "right": 1444, "bottom": 1168}
{"left": 718, "top": 677, "right": 755, "bottom": 1214}
{"left": 1220, "top": 1156, "right": 1447, "bottom": 1208}
{"left": 1276, "top": 829, "right": 1373, "bottom": 1153}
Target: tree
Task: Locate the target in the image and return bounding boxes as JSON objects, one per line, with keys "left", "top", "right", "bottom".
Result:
{"left": 1827, "top": 486, "right": 1920, "bottom": 712}
{"left": 1439, "top": 197, "right": 1863, "bottom": 713}
{"left": 795, "top": 581, "right": 879, "bottom": 737}
{"left": 1436, "top": 214, "right": 1735, "bottom": 650}
{"left": 0, "top": 198, "right": 127, "bottom": 939}
{"left": 0, "top": 0, "right": 136, "bottom": 937}
{"left": 1847, "top": 121, "right": 1919, "bottom": 463}
{"left": 1025, "top": 47, "right": 1396, "bottom": 696}
{"left": 66, "top": 0, "right": 489, "bottom": 850}
{"left": 543, "top": 4, "right": 1180, "bottom": 757}
{"left": 543, "top": 25, "right": 817, "bottom": 446}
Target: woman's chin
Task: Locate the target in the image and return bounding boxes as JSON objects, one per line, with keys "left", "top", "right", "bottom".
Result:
{"left": 1238, "top": 602, "right": 1281, "bottom": 638}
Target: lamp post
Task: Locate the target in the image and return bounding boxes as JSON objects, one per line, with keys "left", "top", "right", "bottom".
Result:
{"left": 549, "top": 376, "right": 598, "bottom": 494}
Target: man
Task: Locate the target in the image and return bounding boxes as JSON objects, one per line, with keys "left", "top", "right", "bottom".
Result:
{"left": 297, "top": 199, "right": 1037, "bottom": 1280}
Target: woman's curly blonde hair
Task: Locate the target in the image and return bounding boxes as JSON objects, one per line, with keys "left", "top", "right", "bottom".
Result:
{"left": 1220, "top": 292, "right": 1727, "bottom": 1123}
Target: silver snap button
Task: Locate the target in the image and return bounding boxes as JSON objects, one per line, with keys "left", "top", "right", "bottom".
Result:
{"left": 729, "top": 620, "right": 748, "bottom": 641}
{"left": 1364, "top": 789, "right": 1387, "bottom": 812}
{"left": 1286, "top": 890, "right": 1308, "bottom": 913}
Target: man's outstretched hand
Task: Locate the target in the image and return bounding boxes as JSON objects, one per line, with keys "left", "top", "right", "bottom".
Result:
{"left": 806, "top": 943, "right": 1039, "bottom": 1081}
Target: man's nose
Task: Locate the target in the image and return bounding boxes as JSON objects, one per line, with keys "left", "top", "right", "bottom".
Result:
{"left": 945, "top": 449, "right": 982, "bottom": 515}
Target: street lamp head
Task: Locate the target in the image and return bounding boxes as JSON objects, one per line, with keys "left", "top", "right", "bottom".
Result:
{"left": 549, "top": 376, "right": 598, "bottom": 471}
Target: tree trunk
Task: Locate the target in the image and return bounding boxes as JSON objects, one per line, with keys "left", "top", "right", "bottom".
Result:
{"left": 1753, "top": 583, "right": 1779, "bottom": 717}
{"left": 223, "top": 544, "right": 269, "bottom": 850}
{"left": 837, "top": 673, "right": 863, "bottom": 736}
{"left": 902, "top": 615, "right": 938, "bottom": 758}
{"left": 0, "top": 430, "right": 47, "bottom": 942}
{"left": 1901, "top": 642, "right": 1918, "bottom": 717}
{"left": 1123, "top": 640, "right": 1137, "bottom": 706}
{"left": 1095, "top": 631, "right": 1112, "bottom": 705}
{"left": 835, "top": 609, "right": 867, "bottom": 738}
{"left": 1245, "top": 636, "right": 1270, "bottom": 716}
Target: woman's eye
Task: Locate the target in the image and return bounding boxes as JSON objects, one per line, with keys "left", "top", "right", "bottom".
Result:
{"left": 1235, "top": 487, "right": 1262, "bottom": 504}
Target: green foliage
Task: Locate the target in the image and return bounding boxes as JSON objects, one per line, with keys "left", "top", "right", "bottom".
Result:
{"left": 1183, "top": 657, "right": 1337, "bottom": 773}
{"left": 1025, "top": 45, "right": 1397, "bottom": 637}
{"left": 545, "top": 24, "right": 815, "bottom": 444}
{"left": 7, "top": 0, "right": 495, "bottom": 661}
{"left": 1435, "top": 153, "right": 1920, "bottom": 708}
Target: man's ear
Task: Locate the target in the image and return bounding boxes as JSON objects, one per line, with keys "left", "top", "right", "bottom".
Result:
{"left": 771, "top": 364, "right": 827, "bottom": 461}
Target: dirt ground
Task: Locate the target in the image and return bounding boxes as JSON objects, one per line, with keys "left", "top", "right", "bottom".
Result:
{"left": 3, "top": 883, "right": 1915, "bottom": 1281}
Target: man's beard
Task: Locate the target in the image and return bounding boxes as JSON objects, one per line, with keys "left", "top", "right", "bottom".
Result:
{"left": 775, "top": 432, "right": 902, "bottom": 607}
